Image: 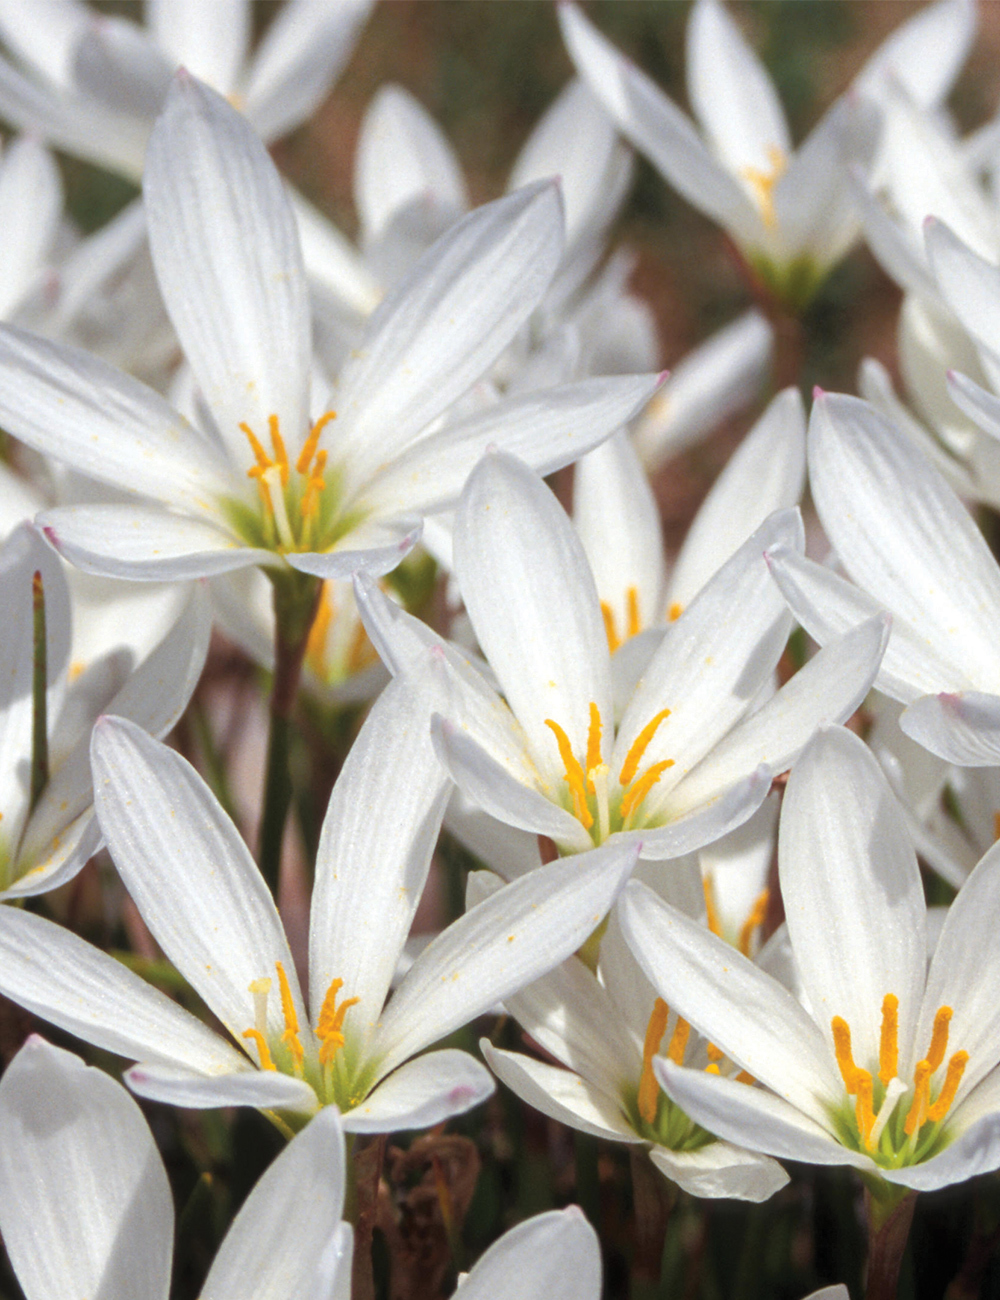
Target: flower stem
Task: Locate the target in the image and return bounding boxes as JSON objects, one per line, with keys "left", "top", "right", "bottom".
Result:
{"left": 864, "top": 1182, "right": 917, "bottom": 1300}
{"left": 29, "top": 569, "right": 48, "bottom": 814}
{"left": 349, "top": 1132, "right": 386, "bottom": 1300}
{"left": 258, "top": 570, "right": 321, "bottom": 895}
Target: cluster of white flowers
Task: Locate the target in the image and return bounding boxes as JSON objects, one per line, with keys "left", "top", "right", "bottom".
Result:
{"left": 1, "top": 0, "right": 1000, "bottom": 1295}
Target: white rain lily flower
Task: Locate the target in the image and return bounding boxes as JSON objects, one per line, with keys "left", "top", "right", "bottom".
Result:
{"left": 0, "top": 75, "right": 657, "bottom": 585}
{"left": 0, "top": 672, "right": 640, "bottom": 1132}
{"left": 0, "top": 0, "right": 371, "bottom": 181}
{"left": 767, "top": 391, "right": 1000, "bottom": 767}
{"left": 619, "top": 726, "right": 1000, "bottom": 1194}
{"left": 0, "top": 1036, "right": 352, "bottom": 1300}
{"left": 358, "top": 452, "right": 888, "bottom": 865}
{"left": 454, "top": 1208, "right": 601, "bottom": 1299}
{"left": 558, "top": 0, "right": 901, "bottom": 310}
{"left": 0, "top": 521, "right": 208, "bottom": 900}
{"left": 478, "top": 859, "right": 788, "bottom": 1202}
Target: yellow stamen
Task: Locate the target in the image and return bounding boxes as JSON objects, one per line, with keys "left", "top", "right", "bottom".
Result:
{"left": 242, "top": 1028, "right": 276, "bottom": 1071}
{"left": 300, "top": 449, "right": 328, "bottom": 520}
{"left": 619, "top": 709, "right": 672, "bottom": 787}
{"left": 926, "top": 1051, "right": 969, "bottom": 1124}
{"left": 619, "top": 759, "right": 674, "bottom": 821}
{"left": 268, "top": 415, "right": 289, "bottom": 485}
{"left": 706, "top": 1042, "right": 724, "bottom": 1063}
{"left": 735, "top": 1070, "right": 755, "bottom": 1085}
{"left": 317, "top": 977, "right": 360, "bottom": 1066}
{"left": 831, "top": 1016, "right": 861, "bottom": 1093}
{"left": 305, "top": 584, "right": 334, "bottom": 678}
{"left": 296, "top": 409, "right": 337, "bottom": 475}
{"left": 855, "top": 1069, "right": 876, "bottom": 1150}
{"left": 275, "top": 961, "right": 304, "bottom": 1071}
{"left": 926, "top": 1006, "right": 952, "bottom": 1072}
{"left": 666, "top": 1016, "right": 690, "bottom": 1066}
{"left": 240, "top": 421, "right": 271, "bottom": 472}
{"left": 702, "top": 873, "right": 723, "bottom": 938}
{"left": 740, "top": 145, "right": 787, "bottom": 230}
{"left": 667, "top": 602, "right": 683, "bottom": 623}
{"left": 904, "top": 1060, "right": 931, "bottom": 1136}
{"left": 586, "top": 702, "right": 603, "bottom": 780}
{"left": 705, "top": 1063, "right": 721, "bottom": 1075}
{"left": 626, "top": 585, "right": 641, "bottom": 639}
{"left": 878, "top": 994, "right": 899, "bottom": 1087}
{"left": 638, "top": 997, "right": 670, "bottom": 1125}
{"left": 737, "top": 888, "right": 770, "bottom": 957}
{"left": 544, "top": 718, "right": 593, "bottom": 829}
{"left": 600, "top": 601, "right": 620, "bottom": 654}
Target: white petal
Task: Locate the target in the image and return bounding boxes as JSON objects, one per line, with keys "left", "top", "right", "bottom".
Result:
{"left": 202, "top": 1106, "right": 346, "bottom": 1300}
{"left": 901, "top": 691, "right": 1000, "bottom": 766}
{"left": 354, "top": 83, "right": 467, "bottom": 243}
{"left": 371, "top": 837, "right": 640, "bottom": 1075}
{"left": 686, "top": 0, "right": 790, "bottom": 178}
{"left": 0, "top": 906, "right": 248, "bottom": 1074}
{"left": 668, "top": 388, "right": 805, "bottom": 611}
{"left": 482, "top": 1041, "right": 636, "bottom": 1143}
{"left": 147, "top": 0, "right": 249, "bottom": 96}
{"left": 879, "top": 1111, "right": 1000, "bottom": 1192}
{"left": 856, "top": 0, "right": 976, "bottom": 110}
{"left": 91, "top": 717, "right": 304, "bottom": 1047}
{"left": 125, "top": 1062, "right": 317, "bottom": 1114}
{"left": 0, "top": 137, "right": 61, "bottom": 316}
{"left": 0, "top": 324, "right": 232, "bottom": 508}
{"left": 341, "top": 1050, "right": 493, "bottom": 1133}
{"left": 458, "top": 1207, "right": 602, "bottom": 1300}
{"left": 0, "top": 1037, "right": 172, "bottom": 1300}
{"left": 926, "top": 218, "right": 1000, "bottom": 360}
{"left": 779, "top": 727, "right": 927, "bottom": 1076}
{"left": 38, "top": 504, "right": 269, "bottom": 580}
{"left": 145, "top": 73, "right": 311, "bottom": 467}
{"left": 454, "top": 452, "right": 612, "bottom": 782}
{"left": 648, "top": 1140, "right": 788, "bottom": 1204}
{"left": 71, "top": 17, "right": 173, "bottom": 117}
{"left": 308, "top": 671, "right": 452, "bottom": 1039}
{"left": 242, "top": 0, "right": 371, "bottom": 142}
{"left": 636, "top": 767, "right": 772, "bottom": 862}
{"left": 328, "top": 184, "right": 562, "bottom": 493}
{"left": 670, "top": 615, "right": 889, "bottom": 811}
{"left": 290, "top": 516, "right": 423, "bottom": 581}
{"left": 618, "top": 880, "right": 840, "bottom": 1120}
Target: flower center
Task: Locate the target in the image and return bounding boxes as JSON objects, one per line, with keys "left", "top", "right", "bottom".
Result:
{"left": 830, "top": 996, "right": 969, "bottom": 1165}
{"left": 237, "top": 410, "right": 346, "bottom": 554}
{"left": 544, "top": 703, "right": 674, "bottom": 843}
{"left": 740, "top": 146, "right": 787, "bottom": 230}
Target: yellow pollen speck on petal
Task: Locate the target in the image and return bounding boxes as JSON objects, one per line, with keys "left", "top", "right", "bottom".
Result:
{"left": 878, "top": 993, "right": 899, "bottom": 1087}
{"left": 638, "top": 997, "right": 669, "bottom": 1125}
{"left": 626, "top": 586, "right": 641, "bottom": 640}
{"left": 855, "top": 1069, "right": 876, "bottom": 1149}
{"left": 904, "top": 1060, "right": 931, "bottom": 1136}
{"left": 667, "top": 1015, "right": 690, "bottom": 1066}
{"left": 545, "top": 717, "right": 593, "bottom": 830}
{"left": 926, "top": 1051, "right": 969, "bottom": 1123}
{"left": 738, "top": 888, "right": 770, "bottom": 957}
{"left": 69, "top": 659, "right": 86, "bottom": 682}
{"left": 620, "top": 759, "right": 674, "bottom": 821}
{"left": 702, "top": 874, "right": 722, "bottom": 938}
{"left": 740, "top": 145, "right": 787, "bottom": 230}
{"left": 619, "top": 710, "right": 671, "bottom": 787}
{"left": 831, "top": 1016, "right": 861, "bottom": 1093}
{"left": 926, "top": 1006, "right": 952, "bottom": 1072}
{"left": 242, "top": 1028, "right": 276, "bottom": 1071}
{"left": 668, "top": 602, "right": 683, "bottom": 623}
{"left": 600, "top": 601, "right": 620, "bottom": 654}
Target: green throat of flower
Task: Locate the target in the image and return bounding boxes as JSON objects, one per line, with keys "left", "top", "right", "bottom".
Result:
{"left": 223, "top": 410, "right": 363, "bottom": 556}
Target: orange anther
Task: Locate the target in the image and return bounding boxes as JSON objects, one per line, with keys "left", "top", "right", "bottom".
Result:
{"left": 666, "top": 1015, "right": 690, "bottom": 1066}
{"left": 702, "top": 874, "right": 722, "bottom": 938}
{"left": 926, "top": 1006, "right": 952, "bottom": 1072}
{"left": 926, "top": 1051, "right": 969, "bottom": 1124}
{"left": 619, "top": 709, "right": 672, "bottom": 787}
{"left": 296, "top": 409, "right": 337, "bottom": 474}
{"left": 242, "top": 1028, "right": 275, "bottom": 1071}
{"left": 626, "top": 585, "right": 641, "bottom": 639}
{"left": 619, "top": 759, "right": 674, "bottom": 821}
{"left": 586, "top": 703, "right": 603, "bottom": 777}
{"left": 737, "top": 888, "right": 770, "bottom": 957}
{"left": 904, "top": 1060, "right": 931, "bottom": 1136}
{"left": 638, "top": 998, "right": 670, "bottom": 1125}
{"left": 878, "top": 994, "right": 899, "bottom": 1087}
{"left": 831, "top": 1016, "right": 861, "bottom": 1093}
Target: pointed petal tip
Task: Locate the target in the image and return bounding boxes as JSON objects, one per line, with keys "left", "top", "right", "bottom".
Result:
{"left": 657, "top": 369, "right": 670, "bottom": 385}
{"left": 812, "top": 385, "right": 826, "bottom": 401}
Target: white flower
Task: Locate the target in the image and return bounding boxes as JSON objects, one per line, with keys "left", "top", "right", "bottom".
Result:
{"left": 0, "top": 1035, "right": 352, "bottom": 1300}
{"left": 0, "top": 671, "right": 640, "bottom": 1132}
{"left": 618, "top": 726, "right": 1000, "bottom": 1194}
{"left": 0, "top": 75, "right": 656, "bottom": 583}
{"left": 455, "top": 1209, "right": 601, "bottom": 1299}
{"left": 359, "top": 452, "right": 888, "bottom": 864}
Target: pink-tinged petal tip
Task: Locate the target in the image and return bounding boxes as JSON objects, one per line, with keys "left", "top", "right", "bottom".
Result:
{"left": 923, "top": 215, "right": 938, "bottom": 231}
{"left": 812, "top": 385, "right": 826, "bottom": 400}
{"left": 656, "top": 370, "right": 670, "bottom": 386}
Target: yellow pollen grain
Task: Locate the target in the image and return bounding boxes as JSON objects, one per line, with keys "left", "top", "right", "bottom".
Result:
{"left": 926, "top": 1006, "right": 952, "bottom": 1072}
{"left": 620, "top": 759, "right": 675, "bottom": 821}
{"left": 586, "top": 703, "right": 603, "bottom": 778}
{"left": 626, "top": 586, "right": 641, "bottom": 639}
{"left": 619, "top": 709, "right": 672, "bottom": 787}
{"left": 926, "top": 1051, "right": 969, "bottom": 1124}
{"left": 702, "top": 874, "right": 723, "bottom": 938}
{"left": 668, "top": 602, "right": 683, "bottom": 623}
{"left": 878, "top": 994, "right": 899, "bottom": 1087}
{"left": 638, "top": 997, "right": 670, "bottom": 1125}
{"left": 242, "top": 1028, "right": 276, "bottom": 1071}
{"left": 666, "top": 1015, "right": 690, "bottom": 1066}
{"left": 296, "top": 409, "right": 337, "bottom": 475}
{"left": 544, "top": 718, "right": 593, "bottom": 830}
{"left": 831, "top": 1016, "right": 861, "bottom": 1093}
{"left": 737, "top": 888, "right": 770, "bottom": 957}
{"left": 904, "top": 1060, "right": 931, "bottom": 1136}
{"left": 600, "top": 601, "right": 620, "bottom": 653}
{"left": 854, "top": 1069, "right": 876, "bottom": 1150}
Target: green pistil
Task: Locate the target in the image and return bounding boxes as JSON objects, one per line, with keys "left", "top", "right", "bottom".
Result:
{"left": 624, "top": 1085, "right": 715, "bottom": 1154}
{"left": 748, "top": 251, "right": 827, "bottom": 314}
{"left": 826, "top": 1086, "right": 951, "bottom": 1171}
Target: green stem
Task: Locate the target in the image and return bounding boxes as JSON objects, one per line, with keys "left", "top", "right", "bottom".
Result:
{"left": 864, "top": 1182, "right": 917, "bottom": 1300}
{"left": 257, "top": 571, "right": 321, "bottom": 895}
{"left": 29, "top": 570, "right": 48, "bottom": 814}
